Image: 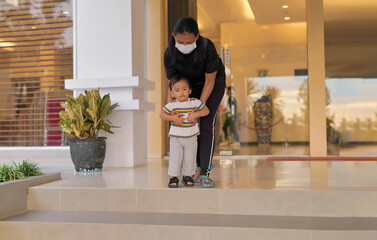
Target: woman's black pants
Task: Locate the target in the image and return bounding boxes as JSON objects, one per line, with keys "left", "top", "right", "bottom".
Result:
{"left": 190, "top": 81, "right": 225, "bottom": 176}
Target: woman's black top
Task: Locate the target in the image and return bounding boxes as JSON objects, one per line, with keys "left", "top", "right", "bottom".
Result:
{"left": 164, "top": 37, "right": 225, "bottom": 88}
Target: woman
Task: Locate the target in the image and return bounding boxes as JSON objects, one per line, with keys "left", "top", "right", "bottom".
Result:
{"left": 164, "top": 17, "right": 225, "bottom": 188}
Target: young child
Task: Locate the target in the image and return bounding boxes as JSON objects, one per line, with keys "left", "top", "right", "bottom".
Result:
{"left": 160, "top": 74, "right": 209, "bottom": 188}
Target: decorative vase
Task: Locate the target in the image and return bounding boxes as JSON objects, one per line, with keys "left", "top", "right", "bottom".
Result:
{"left": 253, "top": 95, "right": 273, "bottom": 145}
{"left": 68, "top": 137, "right": 107, "bottom": 172}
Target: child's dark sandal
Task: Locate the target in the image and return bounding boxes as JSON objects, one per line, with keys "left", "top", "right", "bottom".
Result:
{"left": 182, "top": 176, "right": 194, "bottom": 187}
{"left": 168, "top": 177, "right": 179, "bottom": 188}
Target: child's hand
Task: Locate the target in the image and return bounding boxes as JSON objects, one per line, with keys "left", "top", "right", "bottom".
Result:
{"left": 170, "top": 109, "right": 179, "bottom": 116}
{"left": 187, "top": 111, "right": 198, "bottom": 122}
{"left": 172, "top": 114, "right": 184, "bottom": 126}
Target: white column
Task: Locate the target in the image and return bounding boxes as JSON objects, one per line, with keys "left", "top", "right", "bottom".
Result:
{"left": 307, "top": 0, "right": 327, "bottom": 156}
{"left": 307, "top": 0, "right": 328, "bottom": 187}
{"left": 67, "top": 0, "right": 154, "bottom": 167}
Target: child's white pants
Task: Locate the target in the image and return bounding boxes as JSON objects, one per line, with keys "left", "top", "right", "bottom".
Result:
{"left": 168, "top": 137, "right": 197, "bottom": 177}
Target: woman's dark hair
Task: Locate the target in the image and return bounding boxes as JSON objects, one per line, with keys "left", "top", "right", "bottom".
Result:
{"left": 169, "top": 74, "right": 191, "bottom": 90}
{"left": 168, "top": 17, "right": 203, "bottom": 67}
{"left": 173, "top": 17, "right": 199, "bottom": 36}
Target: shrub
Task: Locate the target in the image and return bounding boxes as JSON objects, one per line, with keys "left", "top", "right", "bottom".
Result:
{"left": 13, "top": 160, "right": 42, "bottom": 177}
{"left": 0, "top": 160, "right": 42, "bottom": 183}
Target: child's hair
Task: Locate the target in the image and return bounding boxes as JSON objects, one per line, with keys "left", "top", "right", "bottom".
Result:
{"left": 169, "top": 74, "right": 191, "bottom": 90}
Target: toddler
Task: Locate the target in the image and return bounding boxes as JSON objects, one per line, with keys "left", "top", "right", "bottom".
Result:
{"left": 160, "top": 74, "right": 209, "bottom": 188}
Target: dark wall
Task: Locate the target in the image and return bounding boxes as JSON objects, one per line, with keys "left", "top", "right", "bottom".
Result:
{"left": 167, "top": 0, "right": 197, "bottom": 38}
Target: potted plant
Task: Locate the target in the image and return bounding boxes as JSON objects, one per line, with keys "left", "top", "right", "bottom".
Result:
{"left": 59, "top": 89, "right": 119, "bottom": 172}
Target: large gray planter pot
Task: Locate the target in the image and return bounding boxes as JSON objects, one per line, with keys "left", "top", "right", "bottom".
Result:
{"left": 69, "top": 137, "right": 107, "bottom": 172}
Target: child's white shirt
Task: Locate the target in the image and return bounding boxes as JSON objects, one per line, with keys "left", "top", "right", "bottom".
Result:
{"left": 162, "top": 98, "right": 205, "bottom": 138}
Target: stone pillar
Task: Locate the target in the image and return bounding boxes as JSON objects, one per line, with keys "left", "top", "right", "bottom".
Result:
{"left": 66, "top": 0, "right": 154, "bottom": 167}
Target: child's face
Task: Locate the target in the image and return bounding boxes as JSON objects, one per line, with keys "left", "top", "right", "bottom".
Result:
{"left": 171, "top": 79, "right": 191, "bottom": 102}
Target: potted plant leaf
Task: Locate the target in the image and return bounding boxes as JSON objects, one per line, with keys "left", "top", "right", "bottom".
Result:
{"left": 59, "top": 89, "right": 119, "bottom": 172}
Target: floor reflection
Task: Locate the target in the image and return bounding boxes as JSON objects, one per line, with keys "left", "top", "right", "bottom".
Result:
{"left": 215, "top": 143, "right": 310, "bottom": 156}
{"left": 215, "top": 143, "right": 377, "bottom": 156}
{"left": 41, "top": 157, "right": 377, "bottom": 191}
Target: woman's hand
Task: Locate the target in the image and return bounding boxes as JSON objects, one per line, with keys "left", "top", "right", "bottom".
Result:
{"left": 187, "top": 108, "right": 199, "bottom": 124}
{"left": 160, "top": 110, "right": 184, "bottom": 125}
{"left": 187, "top": 111, "right": 198, "bottom": 122}
{"left": 170, "top": 109, "right": 179, "bottom": 116}
{"left": 172, "top": 114, "right": 184, "bottom": 126}
{"left": 170, "top": 110, "right": 184, "bottom": 126}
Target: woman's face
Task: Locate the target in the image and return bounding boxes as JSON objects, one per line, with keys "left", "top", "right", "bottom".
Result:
{"left": 173, "top": 32, "right": 198, "bottom": 45}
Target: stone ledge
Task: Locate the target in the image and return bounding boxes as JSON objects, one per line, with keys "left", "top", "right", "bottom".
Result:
{"left": 0, "top": 173, "right": 61, "bottom": 219}
{"left": 2, "top": 211, "right": 377, "bottom": 240}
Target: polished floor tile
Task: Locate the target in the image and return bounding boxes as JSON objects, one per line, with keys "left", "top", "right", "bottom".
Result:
{"left": 37, "top": 157, "right": 377, "bottom": 191}
{"left": 215, "top": 143, "right": 377, "bottom": 156}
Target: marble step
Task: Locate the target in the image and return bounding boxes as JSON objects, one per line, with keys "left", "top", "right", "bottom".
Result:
{"left": 28, "top": 186, "right": 377, "bottom": 217}
{"left": 1, "top": 211, "right": 377, "bottom": 240}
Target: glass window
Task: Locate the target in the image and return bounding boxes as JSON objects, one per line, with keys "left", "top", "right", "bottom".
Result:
{"left": 0, "top": 0, "right": 73, "bottom": 146}
{"left": 324, "top": 0, "right": 377, "bottom": 156}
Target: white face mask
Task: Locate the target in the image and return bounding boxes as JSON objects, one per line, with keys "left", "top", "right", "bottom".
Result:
{"left": 175, "top": 42, "right": 197, "bottom": 54}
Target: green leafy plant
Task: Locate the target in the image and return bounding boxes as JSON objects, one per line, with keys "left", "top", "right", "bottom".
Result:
{"left": 13, "top": 159, "right": 42, "bottom": 177}
{"left": 0, "top": 160, "right": 42, "bottom": 183}
{"left": 59, "top": 89, "right": 119, "bottom": 139}
{"left": 0, "top": 163, "right": 24, "bottom": 182}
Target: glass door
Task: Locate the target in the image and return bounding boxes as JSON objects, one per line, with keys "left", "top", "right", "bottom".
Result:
{"left": 197, "top": 0, "right": 309, "bottom": 156}
{"left": 324, "top": 0, "right": 377, "bottom": 156}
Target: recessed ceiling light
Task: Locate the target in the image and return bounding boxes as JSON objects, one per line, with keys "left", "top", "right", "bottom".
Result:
{"left": 31, "top": 26, "right": 36, "bottom": 29}
{"left": 282, "top": 5, "right": 289, "bottom": 9}
{"left": 0, "top": 41, "right": 15, "bottom": 47}
{"left": 63, "top": 11, "right": 70, "bottom": 15}
{"left": 284, "top": 16, "right": 291, "bottom": 20}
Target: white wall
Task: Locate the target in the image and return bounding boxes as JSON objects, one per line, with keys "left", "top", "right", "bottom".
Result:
{"left": 146, "top": 0, "right": 164, "bottom": 158}
{"left": 75, "top": 0, "right": 133, "bottom": 79}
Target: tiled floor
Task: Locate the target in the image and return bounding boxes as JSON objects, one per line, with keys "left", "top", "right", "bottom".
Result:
{"left": 38, "top": 157, "right": 377, "bottom": 191}
{"left": 2, "top": 157, "right": 377, "bottom": 240}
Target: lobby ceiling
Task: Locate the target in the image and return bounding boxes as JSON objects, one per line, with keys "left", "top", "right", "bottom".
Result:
{"left": 198, "top": 0, "right": 377, "bottom": 78}
{"left": 198, "top": 0, "right": 377, "bottom": 40}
